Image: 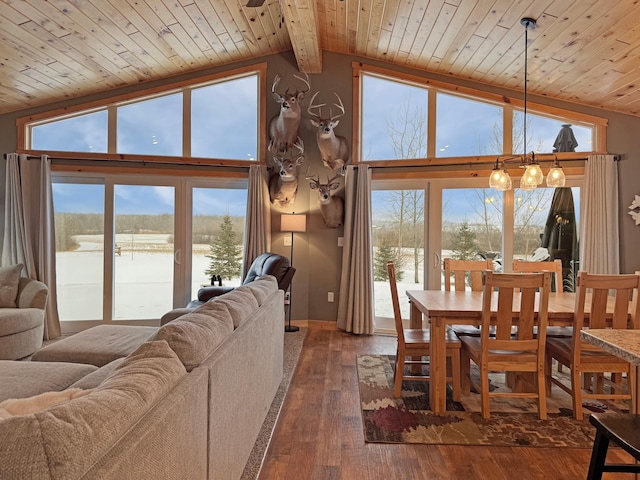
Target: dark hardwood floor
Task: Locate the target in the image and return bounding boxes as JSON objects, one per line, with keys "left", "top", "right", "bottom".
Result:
{"left": 258, "top": 323, "right": 633, "bottom": 480}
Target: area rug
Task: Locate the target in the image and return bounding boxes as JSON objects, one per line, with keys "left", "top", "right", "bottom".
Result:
{"left": 357, "top": 354, "right": 628, "bottom": 447}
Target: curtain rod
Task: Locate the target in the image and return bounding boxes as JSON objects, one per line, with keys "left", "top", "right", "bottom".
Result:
{"left": 365, "top": 153, "right": 621, "bottom": 169}
{"left": 3, "top": 153, "right": 255, "bottom": 170}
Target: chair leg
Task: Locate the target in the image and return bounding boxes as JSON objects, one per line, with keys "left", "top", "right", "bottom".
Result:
{"left": 449, "top": 351, "right": 461, "bottom": 402}
{"left": 571, "top": 366, "right": 583, "bottom": 421}
{"left": 537, "top": 366, "right": 547, "bottom": 420}
{"left": 480, "top": 363, "right": 491, "bottom": 419}
{"left": 586, "top": 429, "right": 609, "bottom": 480}
{"left": 460, "top": 349, "right": 471, "bottom": 396}
{"left": 545, "top": 352, "right": 553, "bottom": 397}
{"left": 394, "top": 354, "right": 405, "bottom": 398}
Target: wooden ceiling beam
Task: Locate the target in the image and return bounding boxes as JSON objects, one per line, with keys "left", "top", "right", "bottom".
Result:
{"left": 280, "top": 0, "right": 323, "bottom": 73}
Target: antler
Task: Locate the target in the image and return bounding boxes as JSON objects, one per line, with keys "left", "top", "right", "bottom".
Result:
{"left": 327, "top": 174, "right": 342, "bottom": 186}
{"left": 271, "top": 74, "right": 282, "bottom": 95}
{"left": 293, "top": 72, "right": 310, "bottom": 94}
{"left": 330, "top": 93, "right": 345, "bottom": 121}
{"left": 292, "top": 137, "right": 304, "bottom": 155}
{"left": 307, "top": 91, "right": 326, "bottom": 119}
{"left": 304, "top": 167, "right": 320, "bottom": 186}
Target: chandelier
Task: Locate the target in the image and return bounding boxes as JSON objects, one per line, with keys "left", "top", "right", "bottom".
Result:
{"left": 489, "top": 17, "right": 566, "bottom": 192}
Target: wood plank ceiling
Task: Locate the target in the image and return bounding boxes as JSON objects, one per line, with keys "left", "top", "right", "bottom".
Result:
{"left": 1, "top": 0, "right": 640, "bottom": 117}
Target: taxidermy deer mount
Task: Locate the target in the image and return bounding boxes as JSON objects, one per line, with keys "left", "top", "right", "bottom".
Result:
{"left": 269, "top": 139, "right": 305, "bottom": 207}
{"left": 307, "top": 91, "right": 350, "bottom": 174}
{"left": 306, "top": 168, "right": 344, "bottom": 229}
{"left": 268, "top": 72, "right": 310, "bottom": 155}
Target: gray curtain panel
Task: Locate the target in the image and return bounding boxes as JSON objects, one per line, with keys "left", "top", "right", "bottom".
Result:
{"left": 338, "top": 165, "right": 374, "bottom": 334}
{"left": 2, "top": 153, "right": 61, "bottom": 339}
{"left": 242, "top": 164, "right": 272, "bottom": 280}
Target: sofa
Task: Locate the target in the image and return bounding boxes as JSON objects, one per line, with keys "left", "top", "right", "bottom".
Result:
{"left": 0, "top": 275, "right": 285, "bottom": 480}
{"left": 0, "top": 263, "right": 49, "bottom": 360}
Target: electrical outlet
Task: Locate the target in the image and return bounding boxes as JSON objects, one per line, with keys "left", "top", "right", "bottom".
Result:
{"left": 284, "top": 236, "right": 292, "bottom": 246}
{"left": 328, "top": 292, "right": 334, "bottom": 303}
{"left": 337, "top": 236, "right": 344, "bottom": 247}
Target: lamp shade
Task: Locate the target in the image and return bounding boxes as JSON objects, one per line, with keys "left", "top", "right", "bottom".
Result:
{"left": 281, "top": 214, "right": 307, "bottom": 233}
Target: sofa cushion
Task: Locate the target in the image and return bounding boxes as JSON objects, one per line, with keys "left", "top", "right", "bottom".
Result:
{"left": 0, "top": 263, "right": 23, "bottom": 308}
{"left": 0, "top": 308, "right": 46, "bottom": 336}
{"left": 215, "top": 288, "right": 259, "bottom": 328}
{"left": 242, "top": 275, "right": 278, "bottom": 306}
{"left": 31, "top": 324, "right": 158, "bottom": 366}
{"left": 0, "top": 360, "right": 98, "bottom": 402}
{"left": 68, "top": 358, "right": 125, "bottom": 390}
{"left": 0, "top": 340, "right": 187, "bottom": 480}
{"left": 152, "top": 306, "right": 234, "bottom": 371}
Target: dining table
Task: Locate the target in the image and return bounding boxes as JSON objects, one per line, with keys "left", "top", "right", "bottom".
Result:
{"left": 405, "top": 290, "right": 580, "bottom": 413}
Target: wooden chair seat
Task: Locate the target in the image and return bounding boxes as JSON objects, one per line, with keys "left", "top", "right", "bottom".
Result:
{"left": 587, "top": 413, "right": 640, "bottom": 479}
{"left": 404, "top": 327, "right": 461, "bottom": 347}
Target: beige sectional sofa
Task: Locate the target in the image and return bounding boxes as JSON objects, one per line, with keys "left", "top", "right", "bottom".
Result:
{"left": 0, "top": 275, "right": 285, "bottom": 480}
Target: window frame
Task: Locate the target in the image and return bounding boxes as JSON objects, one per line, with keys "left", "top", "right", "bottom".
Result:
{"left": 353, "top": 62, "right": 608, "bottom": 171}
{"left": 17, "top": 63, "right": 267, "bottom": 168}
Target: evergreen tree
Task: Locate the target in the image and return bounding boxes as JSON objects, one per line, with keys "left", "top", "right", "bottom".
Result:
{"left": 374, "top": 242, "right": 403, "bottom": 281}
{"left": 450, "top": 222, "right": 478, "bottom": 261}
{"left": 205, "top": 214, "right": 242, "bottom": 281}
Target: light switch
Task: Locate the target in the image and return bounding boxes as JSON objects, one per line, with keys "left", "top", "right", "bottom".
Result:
{"left": 284, "top": 236, "right": 292, "bottom": 246}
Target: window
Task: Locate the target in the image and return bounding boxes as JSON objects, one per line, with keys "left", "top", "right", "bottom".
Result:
{"left": 52, "top": 174, "right": 247, "bottom": 331}
{"left": 513, "top": 111, "right": 594, "bottom": 154}
{"left": 358, "top": 67, "right": 601, "bottom": 163}
{"left": 32, "top": 110, "right": 108, "bottom": 153}
{"left": 117, "top": 94, "right": 182, "bottom": 156}
{"left": 361, "top": 75, "right": 428, "bottom": 161}
{"left": 372, "top": 181, "right": 425, "bottom": 331}
{"left": 24, "top": 67, "right": 262, "bottom": 162}
{"left": 191, "top": 76, "right": 258, "bottom": 160}
{"left": 436, "top": 93, "right": 502, "bottom": 157}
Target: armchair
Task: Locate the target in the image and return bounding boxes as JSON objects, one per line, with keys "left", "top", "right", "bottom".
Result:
{"left": 161, "top": 253, "right": 295, "bottom": 325}
{"left": 0, "top": 276, "right": 49, "bottom": 360}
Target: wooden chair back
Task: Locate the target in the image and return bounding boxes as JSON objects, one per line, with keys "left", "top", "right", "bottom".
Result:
{"left": 387, "top": 261, "right": 405, "bottom": 348}
{"left": 481, "top": 271, "right": 551, "bottom": 348}
{"left": 443, "top": 258, "right": 493, "bottom": 292}
{"left": 573, "top": 271, "right": 640, "bottom": 353}
{"left": 512, "top": 259, "right": 563, "bottom": 293}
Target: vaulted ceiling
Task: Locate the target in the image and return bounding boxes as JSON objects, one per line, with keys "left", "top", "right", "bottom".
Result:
{"left": 1, "top": 0, "right": 639, "bottom": 117}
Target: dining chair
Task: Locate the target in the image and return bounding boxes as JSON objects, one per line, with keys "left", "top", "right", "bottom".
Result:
{"left": 387, "top": 261, "right": 462, "bottom": 400}
{"left": 459, "top": 270, "right": 551, "bottom": 419}
{"left": 512, "top": 259, "right": 563, "bottom": 293}
{"left": 444, "top": 258, "right": 493, "bottom": 337}
{"left": 545, "top": 271, "right": 640, "bottom": 420}
{"left": 513, "top": 258, "right": 571, "bottom": 347}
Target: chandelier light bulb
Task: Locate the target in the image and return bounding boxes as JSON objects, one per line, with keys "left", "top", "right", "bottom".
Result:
{"left": 520, "top": 169, "right": 538, "bottom": 191}
{"left": 525, "top": 162, "right": 544, "bottom": 185}
{"left": 489, "top": 165, "right": 512, "bottom": 191}
{"left": 547, "top": 164, "right": 566, "bottom": 187}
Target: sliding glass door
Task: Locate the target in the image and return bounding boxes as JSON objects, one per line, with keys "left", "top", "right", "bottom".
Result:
{"left": 53, "top": 174, "right": 247, "bottom": 332}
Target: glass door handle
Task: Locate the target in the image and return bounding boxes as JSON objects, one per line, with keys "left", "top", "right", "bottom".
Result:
{"left": 174, "top": 249, "right": 181, "bottom": 265}
{"left": 433, "top": 251, "right": 441, "bottom": 269}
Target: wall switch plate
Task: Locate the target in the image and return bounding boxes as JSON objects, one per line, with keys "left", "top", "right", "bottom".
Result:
{"left": 328, "top": 292, "right": 334, "bottom": 302}
{"left": 284, "top": 236, "right": 292, "bottom": 246}
{"left": 337, "top": 236, "right": 344, "bottom": 247}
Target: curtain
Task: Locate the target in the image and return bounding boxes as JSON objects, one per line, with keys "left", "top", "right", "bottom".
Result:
{"left": 242, "top": 164, "right": 271, "bottom": 278}
{"left": 580, "top": 154, "right": 619, "bottom": 274}
{"left": 337, "top": 165, "right": 374, "bottom": 334}
{"left": 2, "top": 154, "right": 61, "bottom": 339}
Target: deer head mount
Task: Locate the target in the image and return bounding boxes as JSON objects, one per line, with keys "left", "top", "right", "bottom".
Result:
{"left": 307, "top": 91, "right": 350, "bottom": 174}
{"left": 306, "top": 168, "right": 344, "bottom": 229}
{"left": 268, "top": 72, "right": 310, "bottom": 155}
{"left": 269, "top": 139, "right": 305, "bottom": 208}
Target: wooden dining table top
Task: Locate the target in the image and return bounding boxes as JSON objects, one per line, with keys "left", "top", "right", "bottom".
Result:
{"left": 406, "top": 290, "right": 578, "bottom": 325}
